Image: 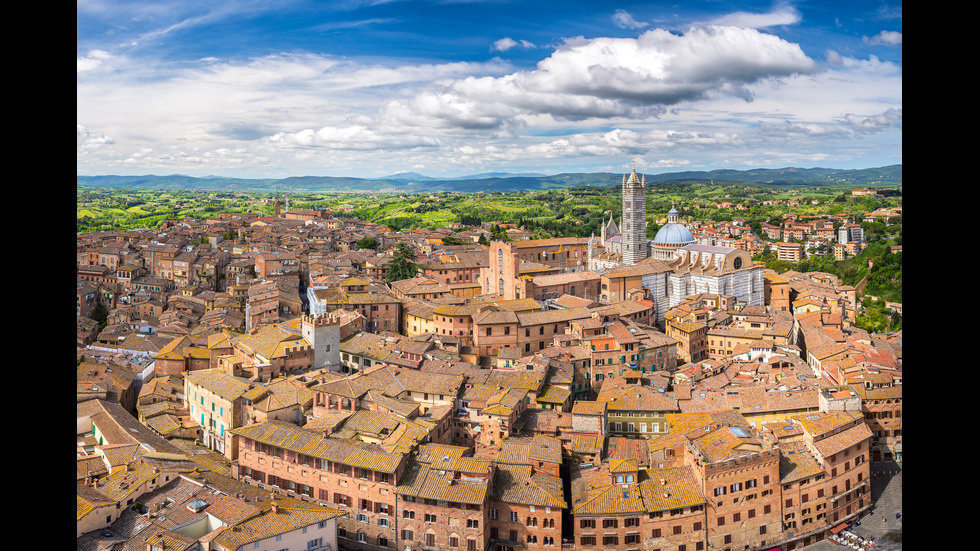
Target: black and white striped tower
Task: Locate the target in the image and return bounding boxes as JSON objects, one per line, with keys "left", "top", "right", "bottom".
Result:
{"left": 621, "top": 163, "right": 647, "bottom": 265}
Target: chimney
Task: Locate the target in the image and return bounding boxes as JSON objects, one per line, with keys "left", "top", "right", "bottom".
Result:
{"left": 271, "top": 502, "right": 279, "bottom": 514}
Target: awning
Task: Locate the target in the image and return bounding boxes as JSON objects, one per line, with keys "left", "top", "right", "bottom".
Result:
{"left": 830, "top": 523, "right": 849, "bottom": 534}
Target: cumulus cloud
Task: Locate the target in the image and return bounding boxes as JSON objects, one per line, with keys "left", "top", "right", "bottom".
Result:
{"left": 865, "top": 31, "right": 902, "bottom": 45}
{"left": 612, "top": 10, "right": 648, "bottom": 30}
{"left": 411, "top": 25, "right": 818, "bottom": 128}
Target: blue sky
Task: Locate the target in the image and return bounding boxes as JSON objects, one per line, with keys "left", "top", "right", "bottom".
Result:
{"left": 77, "top": 1, "right": 902, "bottom": 179}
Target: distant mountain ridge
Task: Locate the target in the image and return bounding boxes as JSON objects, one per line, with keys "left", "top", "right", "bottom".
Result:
{"left": 77, "top": 165, "right": 901, "bottom": 193}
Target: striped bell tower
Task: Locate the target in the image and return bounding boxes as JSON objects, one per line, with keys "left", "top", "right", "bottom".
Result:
{"left": 621, "top": 164, "right": 647, "bottom": 265}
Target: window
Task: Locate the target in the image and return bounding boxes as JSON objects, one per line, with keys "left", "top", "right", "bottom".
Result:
{"left": 467, "top": 519, "right": 479, "bottom": 529}
{"left": 580, "top": 519, "right": 596, "bottom": 529}
{"left": 510, "top": 511, "right": 519, "bottom": 522}
{"left": 602, "top": 536, "right": 618, "bottom": 546}
{"left": 603, "top": 519, "right": 618, "bottom": 529}
{"left": 490, "top": 508, "right": 498, "bottom": 520}
{"left": 652, "top": 528, "right": 661, "bottom": 537}
{"left": 580, "top": 536, "right": 596, "bottom": 546}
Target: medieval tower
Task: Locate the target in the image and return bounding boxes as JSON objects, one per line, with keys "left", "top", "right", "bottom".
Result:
{"left": 621, "top": 166, "right": 647, "bottom": 265}
{"left": 301, "top": 313, "right": 341, "bottom": 371}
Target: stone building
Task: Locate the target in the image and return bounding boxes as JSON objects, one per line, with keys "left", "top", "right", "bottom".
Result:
{"left": 483, "top": 237, "right": 591, "bottom": 300}
{"left": 685, "top": 425, "right": 782, "bottom": 551}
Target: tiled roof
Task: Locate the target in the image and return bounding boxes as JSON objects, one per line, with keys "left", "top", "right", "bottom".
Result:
{"left": 779, "top": 441, "right": 825, "bottom": 483}
{"left": 184, "top": 369, "right": 254, "bottom": 401}
{"left": 232, "top": 421, "right": 406, "bottom": 473}
{"left": 570, "top": 465, "right": 645, "bottom": 515}
{"left": 689, "top": 425, "right": 769, "bottom": 463}
{"left": 571, "top": 401, "right": 606, "bottom": 416}
{"left": 497, "top": 435, "right": 563, "bottom": 466}
{"left": 536, "top": 385, "right": 571, "bottom": 404}
{"left": 212, "top": 502, "right": 345, "bottom": 550}
{"left": 638, "top": 466, "right": 706, "bottom": 513}
{"left": 491, "top": 463, "right": 566, "bottom": 508}
{"left": 597, "top": 383, "right": 680, "bottom": 413}
{"left": 233, "top": 323, "right": 308, "bottom": 360}
{"left": 793, "top": 410, "right": 863, "bottom": 438}
{"left": 396, "top": 462, "right": 489, "bottom": 505}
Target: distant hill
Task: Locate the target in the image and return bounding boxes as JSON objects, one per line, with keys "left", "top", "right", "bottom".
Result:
{"left": 76, "top": 165, "right": 901, "bottom": 193}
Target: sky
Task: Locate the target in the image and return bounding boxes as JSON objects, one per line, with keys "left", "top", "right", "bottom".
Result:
{"left": 77, "top": 1, "right": 902, "bottom": 180}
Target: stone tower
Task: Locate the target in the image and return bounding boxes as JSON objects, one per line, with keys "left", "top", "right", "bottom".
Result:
{"left": 301, "top": 313, "right": 341, "bottom": 372}
{"left": 621, "top": 165, "right": 647, "bottom": 266}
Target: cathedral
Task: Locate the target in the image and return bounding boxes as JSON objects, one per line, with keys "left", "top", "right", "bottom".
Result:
{"left": 589, "top": 165, "right": 697, "bottom": 269}
{"left": 586, "top": 165, "right": 764, "bottom": 325}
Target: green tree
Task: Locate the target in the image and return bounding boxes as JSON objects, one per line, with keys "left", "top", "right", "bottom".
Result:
{"left": 356, "top": 237, "right": 380, "bottom": 250}
{"left": 385, "top": 242, "right": 422, "bottom": 283}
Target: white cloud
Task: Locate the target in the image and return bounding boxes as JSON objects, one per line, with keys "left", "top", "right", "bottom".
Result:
{"left": 76, "top": 18, "right": 899, "bottom": 177}
{"left": 708, "top": 3, "right": 802, "bottom": 29}
{"left": 417, "top": 25, "right": 819, "bottom": 127}
{"left": 77, "top": 50, "right": 113, "bottom": 72}
{"left": 864, "top": 31, "right": 902, "bottom": 46}
{"left": 612, "top": 9, "right": 648, "bottom": 30}
{"left": 77, "top": 125, "right": 114, "bottom": 147}
{"left": 491, "top": 37, "right": 536, "bottom": 52}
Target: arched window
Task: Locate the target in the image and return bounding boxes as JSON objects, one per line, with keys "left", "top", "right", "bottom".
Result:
{"left": 615, "top": 474, "right": 624, "bottom": 483}
{"left": 734, "top": 256, "right": 743, "bottom": 270}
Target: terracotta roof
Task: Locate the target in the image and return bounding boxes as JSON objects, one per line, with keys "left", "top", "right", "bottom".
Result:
{"left": 491, "top": 463, "right": 566, "bottom": 508}
{"left": 232, "top": 421, "right": 406, "bottom": 473}
{"left": 396, "top": 462, "right": 489, "bottom": 505}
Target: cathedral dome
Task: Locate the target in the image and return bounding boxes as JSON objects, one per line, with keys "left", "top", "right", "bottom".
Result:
{"left": 653, "top": 205, "right": 695, "bottom": 245}
{"left": 653, "top": 222, "right": 695, "bottom": 245}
